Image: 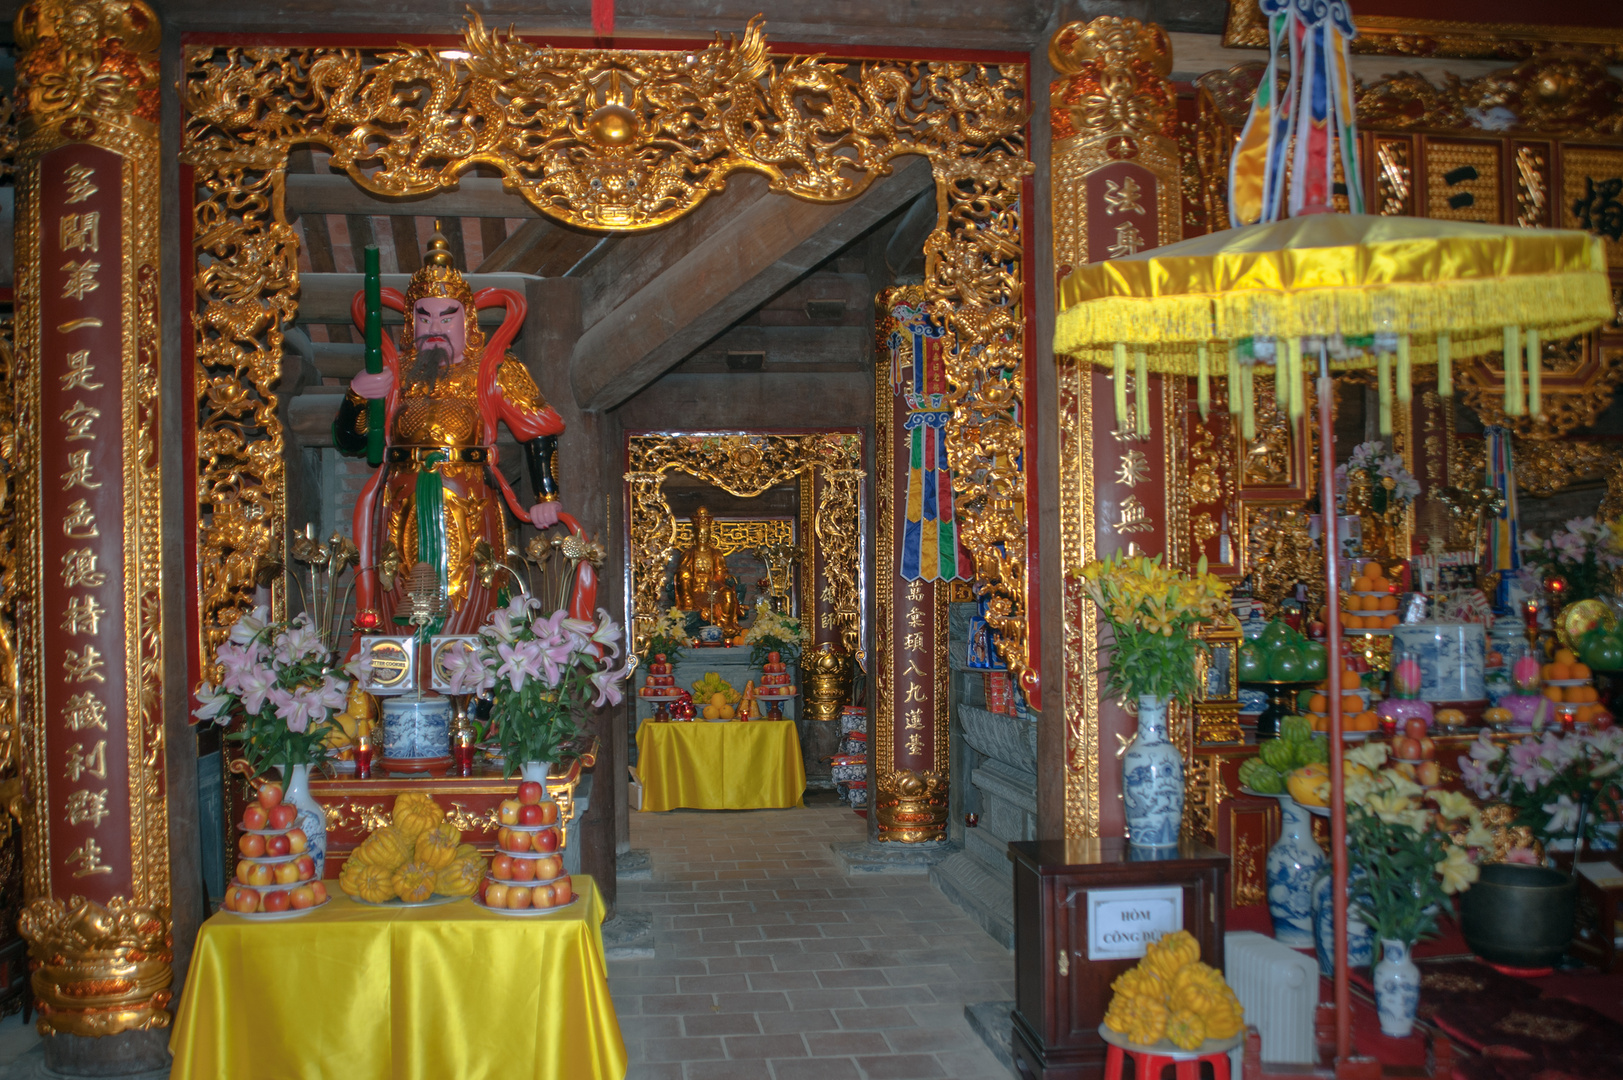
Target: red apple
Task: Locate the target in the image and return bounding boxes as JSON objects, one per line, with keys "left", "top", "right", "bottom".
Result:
{"left": 245, "top": 862, "right": 275, "bottom": 887}
{"left": 498, "top": 799, "right": 522, "bottom": 826}
{"left": 261, "top": 890, "right": 291, "bottom": 912}
{"left": 507, "top": 830, "right": 532, "bottom": 853}
{"left": 536, "top": 802, "right": 560, "bottom": 826}
{"left": 235, "top": 862, "right": 253, "bottom": 885}
{"left": 286, "top": 828, "right": 308, "bottom": 854}
{"left": 293, "top": 855, "right": 315, "bottom": 880}
{"left": 1595, "top": 710, "right": 1615, "bottom": 731}
{"left": 533, "top": 828, "right": 559, "bottom": 854}
{"left": 533, "top": 855, "right": 562, "bottom": 881}
{"left": 309, "top": 881, "right": 328, "bottom": 904}
{"left": 485, "top": 882, "right": 510, "bottom": 907}
{"left": 268, "top": 804, "right": 297, "bottom": 830}
{"left": 531, "top": 884, "right": 555, "bottom": 908}
{"left": 290, "top": 885, "right": 316, "bottom": 909}
{"left": 257, "top": 783, "right": 284, "bottom": 810}
{"left": 231, "top": 887, "right": 260, "bottom": 913}
{"left": 552, "top": 875, "right": 572, "bottom": 905}
{"left": 242, "top": 805, "right": 269, "bottom": 830}
{"left": 1417, "top": 736, "right": 1437, "bottom": 761}
{"left": 511, "top": 858, "right": 536, "bottom": 883}
{"left": 506, "top": 886, "right": 532, "bottom": 910}
{"left": 1392, "top": 736, "right": 1420, "bottom": 760}
{"left": 239, "top": 833, "right": 266, "bottom": 858}
{"left": 1416, "top": 761, "right": 1441, "bottom": 786}
{"left": 517, "top": 780, "right": 543, "bottom": 805}
{"left": 274, "top": 861, "right": 301, "bottom": 886}
{"left": 266, "top": 833, "right": 291, "bottom": 857}
{"left": 518, "top": 804, "right": 543, "bottom": 826}
{"left": 491, "top": 854, "right": 513, "bottom": 880}
{"left": 223, "top": 884, "right": 240, "bottom": 909}
{"left": 1403, "top": 717, "right": 1428, "bottom": 740}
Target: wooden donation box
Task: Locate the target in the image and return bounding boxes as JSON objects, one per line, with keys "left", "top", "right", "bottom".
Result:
{"left": 1010, "top": 839, "right": 1229, "bottom": 1079}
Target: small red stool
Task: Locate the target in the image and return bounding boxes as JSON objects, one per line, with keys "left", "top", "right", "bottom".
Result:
{"left": 1103, "top": 1037, "right": 1234, "bottom": 1080}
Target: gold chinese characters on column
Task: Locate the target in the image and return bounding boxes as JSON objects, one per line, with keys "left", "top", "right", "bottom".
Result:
{"left": 12, "top": 0, "right": 171, "bottom": 1038}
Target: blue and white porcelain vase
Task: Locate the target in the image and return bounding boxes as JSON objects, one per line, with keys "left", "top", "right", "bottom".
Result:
{"left": 1312, "top": 871, "right": 1373, "bottom": 975}
{"left": 1122, "top": 695, "right": 1184, "bottom": 849}
{"left": 284, "top": 762, "right": 327, "bottom": 881}
{"left": 1373, "top": 938, "right": 1421, "bottom": 1037}
{"left": 1266, "top": 795, "right": 1325, "bottom": 947}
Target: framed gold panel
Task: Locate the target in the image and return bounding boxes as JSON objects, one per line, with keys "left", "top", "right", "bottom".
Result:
{"left": 1424, "top": 140, "right": 1501, "bottom": 224}
{"left": 1562, "top": 147, "right": 1623, "bottom": 269}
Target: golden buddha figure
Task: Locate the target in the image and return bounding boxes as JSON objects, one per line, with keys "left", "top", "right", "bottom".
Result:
{"left": 674, "top": 507, "right": 739, "bottom": 637}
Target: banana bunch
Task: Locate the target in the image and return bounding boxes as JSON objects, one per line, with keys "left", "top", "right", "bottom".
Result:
{"left": 689, "top": 672, "right": 738, "bottom": 705}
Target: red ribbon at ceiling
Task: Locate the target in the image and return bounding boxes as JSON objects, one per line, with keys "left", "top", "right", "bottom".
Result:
{"left": 592, "top": 0, "right": 614, "bottom": 37}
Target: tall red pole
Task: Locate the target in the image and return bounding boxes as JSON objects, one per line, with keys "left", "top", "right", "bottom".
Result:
{"left": 1316, "top": 349, "right": 1352, "bottom": 1063}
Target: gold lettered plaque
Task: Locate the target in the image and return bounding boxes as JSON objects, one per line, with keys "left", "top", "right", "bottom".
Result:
{"left": 357, "top": 636, "right": 418, "bottom": 696}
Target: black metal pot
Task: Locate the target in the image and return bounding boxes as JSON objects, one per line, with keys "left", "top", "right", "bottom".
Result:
{"left": 1459, "top": 863, "right": 1577, "bottom": 968}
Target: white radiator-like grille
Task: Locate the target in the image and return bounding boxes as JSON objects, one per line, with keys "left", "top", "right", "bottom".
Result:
{"left": 1224, "top": 931, "right": 1318, "bottom": 1065}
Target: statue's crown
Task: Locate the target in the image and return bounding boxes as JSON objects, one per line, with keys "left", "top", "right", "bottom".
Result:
{"left": 403, "top": 224, "right": 483, "bottom": 352}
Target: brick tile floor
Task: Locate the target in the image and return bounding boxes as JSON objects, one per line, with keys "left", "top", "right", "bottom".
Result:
{"left": 611, "top": 801, "right": 1014, "bottom": 1080}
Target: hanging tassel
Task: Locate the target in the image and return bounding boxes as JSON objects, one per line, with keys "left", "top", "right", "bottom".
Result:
{"left": 1113, "top": 342, "right": 1128, "bottom": 433}
{"left": 1272, "top": 345, "right": 1286, "bottom": 414}
{"left": 1526, "top": 327, "right": 1541, "bottom": 418}
{"left": 1285, "top": 337, "right": 1303, "bottom": 422}
{"left": 1227, "top": 343, "right": 1241, "bottom": 419}
{"left": 1397, "top": 333, "right": 1412, "bottom": 407}
{"left": 1197, "top": 342, "right": 1210, "bottom": 421}
{"left": 1242, "top": 364, "right": 1256, "bottom": 441}
{"left": 1503, "top": 325, "right": 1522, "bottom": 417}
{"left": 1437, "top": 331, "right": 1452, "bottom": 398}
{"left": 1134, "top": 347, "right": 1150, "bottom": 437}
{"left": 1377, "top": 348, "right": 1393, "bottom": 438}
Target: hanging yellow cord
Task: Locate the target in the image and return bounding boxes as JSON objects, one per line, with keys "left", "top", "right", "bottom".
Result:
{"left": 1377, "top": 349, "right": 1393, "bottom": 437}
{"left": 1196, "top": 342, "right": 1210, "bottom": 421}
{"left": 1285, "top": 337, "right": 1303, "bottom": 421}
{"left": 1113, "top": 342, "right": 1128, "bottom": 432}
{"left": 1503, "top": 325, "right": 1522, "bottom": 417}
{"left": 1526, "top": 327, "right": 1541, "bottom": 418}
{"left": 1397, "top": 334, "right": 1412, "bottom": 408}
{"left": 1134, "top": 347, "right": 1150, "bottom": 437}
{"left": 1437, "top": 331, "right": 1452, "bottom": 398}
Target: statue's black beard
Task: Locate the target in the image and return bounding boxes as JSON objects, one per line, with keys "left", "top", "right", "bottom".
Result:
{"left": 407, "top": 343, "right": 452, "bottom": 392}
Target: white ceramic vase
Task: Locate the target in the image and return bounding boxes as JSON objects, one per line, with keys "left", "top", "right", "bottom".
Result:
{"left": 283, "top": 762, "right": 327, "bottom": 880}
{"left": 520, "top": 760, "right": 552, "bottom": 786}
{"left": 1121, "top": 695, "right": 1184, "bottom": 848}
{"left": 1266, "top": 795, "right": 1325, "bottom": 947}
{"left": 1373, "top": 938, "right": 1421, "bottom": 1037}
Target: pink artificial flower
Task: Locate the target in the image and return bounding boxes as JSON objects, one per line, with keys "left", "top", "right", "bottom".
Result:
{"left": 590, "top": 658, "right": 631, "bottom": 708}
{"left": 591, "top": 609, "right": 624, "bottom": 659}
{"left": 1505, "top": 847, "right": 1541, "bottom": 865}
{"left": 234, "top": 666, "right": 277, "bottom": 717}
{"left": 228, "top": 605, "right": 271, "bottom": 645}
{"left": 193, "top": 682, "right": 233, "bottom": 724}
{"left": 1508, "top": 737, "right": 1556, "bottom": 789}
{"left": 495, "top": 640, "right": 545, "bottom": 693}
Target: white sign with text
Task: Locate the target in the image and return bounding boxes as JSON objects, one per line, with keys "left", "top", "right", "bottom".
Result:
{"left": 1086, "top": 886, "right": 1184, "bottom": 961}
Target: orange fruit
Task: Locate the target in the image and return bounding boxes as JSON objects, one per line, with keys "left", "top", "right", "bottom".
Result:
{"left": 1341, "top": 694, "right": 1362, "bottom": 713}
{"left": 1380, "top": 596, "right": 1399, "bottom": 612}
{"left": 1555, "top": 648, "right": 1577, "bottom": 666}
{"left": 1544, "top": 687, "right": 1563, "bottom": 702}
{"left": 1573, "top": 663, "right": 1593, "bottom": 679}
{"left": 1309, "top": 694, "right": 1329, "bottom": 712}
{"left": 1352, "top": 576, "right": 1373, "bottom": 593}
{"left": 1370, "top": 576, "right": 1390, "bottom": 592}
{"left": 1357, "top": 711, "right": 1380, "bottom": 731}
{"left": 1549, "top": 662, "right": 1572, "bottom": 681}
{"left": 1382, "top": 615, "right": 1400, "bottom": 628}
{"left": 1363, "top": 561, "right": 1382, "bottom": 578}
{"left": 1565, "top": 687, "right": 1585, "bottom": 703}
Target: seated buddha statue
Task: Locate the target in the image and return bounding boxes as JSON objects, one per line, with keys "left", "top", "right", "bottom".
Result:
{"left": 674, "top": 506, "right": 739, "bottom": 638}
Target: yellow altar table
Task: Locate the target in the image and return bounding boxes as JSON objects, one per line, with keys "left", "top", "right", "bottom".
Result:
{"left": 636, "top": 719, "right": 806, "bottom": 811}
{"left": 169, "top": 877, "right": 625, "bottom": 1080}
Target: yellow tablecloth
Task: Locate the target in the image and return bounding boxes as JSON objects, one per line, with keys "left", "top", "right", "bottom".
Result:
{"left": 169, "top": 877, "right": 625, "bottom": 1080}
{"left": 636, "top": 719, "right": 806, "bottom": 812}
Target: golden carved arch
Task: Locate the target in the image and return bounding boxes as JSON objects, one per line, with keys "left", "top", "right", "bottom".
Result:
{"left": 181, "top": 15, "right": 1037, "bottom": 696}
{"left": 625, "top": 431, "right": 863, "bottom": 656}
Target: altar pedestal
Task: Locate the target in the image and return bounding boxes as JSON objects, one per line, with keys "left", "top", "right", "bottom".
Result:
{"left": 634, "top": 646, "right": 801, "bottom": 762}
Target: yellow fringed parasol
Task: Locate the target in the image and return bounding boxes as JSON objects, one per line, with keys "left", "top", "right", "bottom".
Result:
{"left": 1055, "top": 214, "right": 1612, "bottom": 437}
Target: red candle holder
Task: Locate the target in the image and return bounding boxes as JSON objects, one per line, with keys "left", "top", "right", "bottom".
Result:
{"left": 354, "top": 731, "right": 374, "bottom": 779}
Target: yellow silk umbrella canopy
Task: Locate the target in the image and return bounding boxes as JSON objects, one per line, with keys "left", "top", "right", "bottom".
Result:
{"left": 1054, "top": 214, "right": 1612, "bottom": 435}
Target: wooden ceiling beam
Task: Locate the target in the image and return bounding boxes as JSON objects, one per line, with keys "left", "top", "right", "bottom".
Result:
{"left": 294, "top": 271, "right": 540, "bottom": 324}
{"left": 570, "top": 155, "right": 935, "bottom": 413}
{"left": 284, "top": 174, "right": 537, "bottom": 220}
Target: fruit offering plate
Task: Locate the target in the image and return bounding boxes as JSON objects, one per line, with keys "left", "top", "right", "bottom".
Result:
{"left": 1390, "top": 755, "right": 1427, "bottom": 765}
{"left": 226, "top": 898, "right": 331, "bottom": 922}
{"left": 1238, "top": 678, "right": 1319, "bottom": 687}
{"left": 1351, "top": 591, "right": 1393, "bottom": 598}
{"left": 1300, "top": 802, "right": 1332, "bottom": 818}
{"left": 353, "top": 893, "right": 462, "bottom": 909}
{"left": 1310, "top": 730, "right": 1373, "bottom": 742}
{"left": 1348, "top": 627, "right": 1391, "bottom": 636}
{"left": 1545, "top": 679, "right": 1591, "bottom": 687}
{"left": 240, "top": 827, "right": 299, "bottom": 837}
{"left": 1238, "top": 787, "right": 1292, "bottom": 800}
{"left": 234, "top": 852, "right": 300, "bottom": 865}
{"left": 472, "top": 895, "right": 581, "bottom": 918}
{"left": 489, "top": 872, "right": 569, "bottom": 887}
{"left": 1097, "top": 1024, "right": 1244, "bottom": 1060}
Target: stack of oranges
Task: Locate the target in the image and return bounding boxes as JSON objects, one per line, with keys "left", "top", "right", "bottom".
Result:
{"left": 1304, "top": 664, "right": 1381, "bottom": 732}
{"left": 1342, "top": 561, "right": 1400, "bottom": 629}
{"left": 1541, "top": 648, "right": 1605, "bottom": 721}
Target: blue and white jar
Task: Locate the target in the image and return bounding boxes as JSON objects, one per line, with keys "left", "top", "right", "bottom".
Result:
{"left": 283, "top": 762, "right": 328, "bottom": 881}
{"left": 1267, "top": 795, "right": 1326, "bottom": 947}
{"left": 382, "top": 692, "right": 452, "bottom": 762}
{"left": 1313, "top": 871, "right": 1373, "bottom": 975}
{"left": 1122, "top": 695, "right": 1184, "bottom": 849}
{"left": 1391, "top": 622, "right": 1486, "bottom": 703}
{"left": 1374, "top": 938, "right": 1421, "bottom": 1037}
